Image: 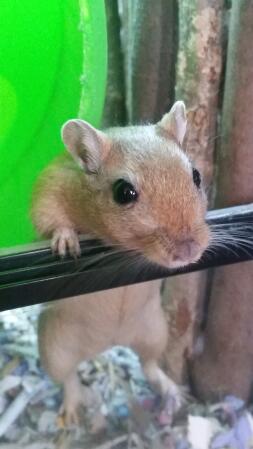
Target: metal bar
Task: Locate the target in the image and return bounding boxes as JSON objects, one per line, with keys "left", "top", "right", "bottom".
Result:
{"left": 0, "top": 203, "right": 253, "bottom": 312}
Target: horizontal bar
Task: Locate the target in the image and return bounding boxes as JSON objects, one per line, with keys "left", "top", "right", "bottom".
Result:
{"left": 0, "top": 203, "right": 253, "bottom": 312}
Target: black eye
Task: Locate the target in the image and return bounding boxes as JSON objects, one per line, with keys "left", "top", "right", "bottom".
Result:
{"left": 112, "top": 179, "right": 138, "bottom": 205}
{"left": 192, "top": 168, "right": 201, "bottom": 188}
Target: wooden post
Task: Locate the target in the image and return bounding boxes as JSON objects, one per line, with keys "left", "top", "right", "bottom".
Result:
{"left": 163, "top": 0, "right": 223, "bottom": 384}
{"left": 190, "top": 0, "right": 253, "bottom": 401}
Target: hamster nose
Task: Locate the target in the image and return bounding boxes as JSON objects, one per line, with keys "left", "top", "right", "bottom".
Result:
{"left": 173, "top": 239, "right": 201, "bottom": 263}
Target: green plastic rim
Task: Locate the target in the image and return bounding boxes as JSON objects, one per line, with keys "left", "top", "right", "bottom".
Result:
{"left": 0, "top": 0, "right": 107, "bottom": 249}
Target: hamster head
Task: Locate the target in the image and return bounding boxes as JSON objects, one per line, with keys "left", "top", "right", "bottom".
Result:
{"left": 61, "top": 101, "right": 210, "bottom": 269}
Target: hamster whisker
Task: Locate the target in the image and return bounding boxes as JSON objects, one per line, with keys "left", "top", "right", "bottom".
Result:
{"left": 42, "top": 250, "right": 143, "bottom": 304}
{"left": 79, "top": 252, "right": 145, "bottom": 291}
{"left": 210, "top": 223, "right": 253, "bottom": 238}
{"left": 203, "top": 247, "right": 218, "bottom": 259}
{"left": 73, "top": 247, "right": 137, "bottom": 273}
{"left": 209, "top": 222, "right": 253, "bottom": 236}
{"left": 14, "top": 239, "right": 129, "bottom": 271}
{"left": 208, "top": 241, "right": 240, "bottom": 258}
{"left": 208, "top": 227, "right": 253, "bottom": 257}
{"left": 210, "top": 229, "right": 253, "bottom": 245}
{"left": 209, "top": 231, "right": 253, "bottom": 242}
{"left": 210, "top": 219, "right": 253, "bottom": 227}
{"left": 79, "top": 239, "right": 129, "bottom": 250}
{"left": 210, "top": 232, "right": 253, "bottom": 244}
{"left": 110, "top": 255, "right": 145, "bottom": 286}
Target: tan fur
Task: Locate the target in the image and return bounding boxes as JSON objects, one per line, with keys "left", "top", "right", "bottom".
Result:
{"left": 31, "top": 102, "right": 210, "bottom": 424}
{"left": 32, "top": 125, "right": 209, "bottom": 266}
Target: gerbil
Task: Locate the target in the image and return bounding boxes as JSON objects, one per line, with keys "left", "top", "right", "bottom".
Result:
{"left": 31, "top": 101, "right": 210, "bottom": 425}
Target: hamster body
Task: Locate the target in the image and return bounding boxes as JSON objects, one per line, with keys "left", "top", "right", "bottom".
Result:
{"left": 32, "top": 102, "right": 210, "bottom": 424}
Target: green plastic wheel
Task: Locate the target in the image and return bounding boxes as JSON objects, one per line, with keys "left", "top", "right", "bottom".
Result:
{"left": 0, "top": 0, "right": 107, "bottom": 248}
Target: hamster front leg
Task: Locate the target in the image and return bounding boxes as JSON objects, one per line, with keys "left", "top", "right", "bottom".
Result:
{"left": 51, "top": 227, "right": 81, "bottom": 258}
{"left": 32, "top": 189, "right": 81, "bottom": 258}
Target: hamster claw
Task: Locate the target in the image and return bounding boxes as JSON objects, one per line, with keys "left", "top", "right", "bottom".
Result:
{"left": 51, "top": 228, "right": 81, "bottom": 258}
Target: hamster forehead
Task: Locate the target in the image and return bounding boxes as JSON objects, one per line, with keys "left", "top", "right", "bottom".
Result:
{"left": 104, "top": 124, "right": 192, "bottom": 187}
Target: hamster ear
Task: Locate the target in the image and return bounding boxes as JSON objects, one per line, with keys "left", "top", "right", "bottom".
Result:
{"left": 61, "top": 119, "right": 110, "bottom": 173}
{"left": 158, "top": 101, "right": 187, "bottom": 145}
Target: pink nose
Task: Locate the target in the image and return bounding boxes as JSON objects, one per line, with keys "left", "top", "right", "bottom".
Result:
{"left": 173, "top": 239, "right": 201, "bottom": 263}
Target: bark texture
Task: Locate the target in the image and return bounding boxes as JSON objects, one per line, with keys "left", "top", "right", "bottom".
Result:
{"left": 176, "top": 0, "right": 223, "bottom": 185}
{"left": 102, "top": 0, "right": 126, "bottom": 127}
{"left": 163, "top": 0, "right": 223, "bottom": 384}
{"left": 162, "top": 271, "right": 208, "bottom": 383}
{"left": 190, "top": 0, "right": 253, "bottom": 402}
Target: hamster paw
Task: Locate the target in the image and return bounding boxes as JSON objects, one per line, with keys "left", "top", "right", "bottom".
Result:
{"left": 164, "top": 380, "right": 186, "bottom": 413}
{"left": 143, "top": 362, "right": 186, "bottom": 423}
{"left": 157, "top": 386, "right": 188, "bottom": 426}
{"left": 58, "top": 405, "right": 80, "bottom": 428}
{"left": 51, "top": 228, "right": 81, "bottom": 258}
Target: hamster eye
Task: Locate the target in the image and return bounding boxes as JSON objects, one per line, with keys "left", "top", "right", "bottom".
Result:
{"left": 192, "top": 167, "right": 201, "bottom": 188}
{"left": 112, "top": 179, "right": 138, "bottom": 205}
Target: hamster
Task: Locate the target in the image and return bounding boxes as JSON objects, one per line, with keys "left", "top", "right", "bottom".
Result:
{"left": 31, "top": 101, "right": 210, "bottom": 425}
